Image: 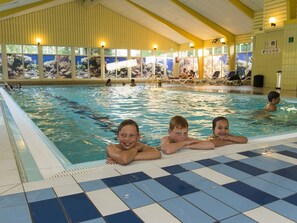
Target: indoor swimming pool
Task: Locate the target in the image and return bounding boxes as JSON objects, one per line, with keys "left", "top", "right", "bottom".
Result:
{"left": 7, "top": 85, "right": 297, "bottom": 164}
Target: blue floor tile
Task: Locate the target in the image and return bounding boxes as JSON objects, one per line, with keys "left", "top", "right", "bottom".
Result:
{"left": 183, "top": 191, "right": 239, "bottom": 220}
{"left": 160, "top": 197, "right": 216, "bottom": 223}
{"left": 59, "top": 193, "right": 102, "bottom": 222}
{"left": 271, "top": 145, "right": 296, "bottom": 151}
{"left": 102, "top": 175, "right": 131, "bottom": 187}
{"left": 80, "top": 218, "right": 106, "bottom": 223}
{"left": 0, "top": 193, "right": 27, "bottom": 208}
{"left": 155, "top": 175, "right": 198, "bottom": 196}
{"left": 242, "top": 176, "right": 295, "bottom": 198}
{"left": 220, "top": 214, "right": 257, "bottom": 223}
{"left": 134, "top": 179, "right": 177, "bottom": 202}
{"left": 278, "top": 150, "right": 297, "bottom": 159}
{"left": 0, "top": 204, "right": 32, "bottom": 223}
{"left": 29, "top": 198, "right": 68, "bottom": 223}
{"left": 210, "top": 164, "right": 252, "bottom": 181}
{"left": 266, "top": 200, "right": 297, "bottom": 222}
{"left": 223, "top": 181, "right": 279, "bottom": 205}
{"left": 259, "top": 172, "right": 297, "bottom": 192}
{"left": 212, "top": 155, "right": 234, "bottom": 163}
{"left": 239, "top": 151, "right": 261, "bottom": 157}
{"left": 283, "top": 192, "right": 297, "bottom": 206}
{"left": 273, "top": 165, "right": 297, "bottom": 181}
{"left": 175, "top": 171, "right": 218, "bottom": 190}
{"left": 195, "top": 158, "right": 220, "bottom": 166}
{"left": 105, "top": 210, "right": 143, "bottom": 223}
{"left": 26, "top": 188, "right": 56, "bottom": 203}
{"left": 179, "top": 161, "right": 204, "bottom": 170}
{"left": 225, "top": 160, "right": 267, "bottom": 176}
{"left": 111, "top": 183, "right": 154, "bottom": 209}
{"left": 79, "top": 179, "right": 107, "bottom": 192}
{"left": 121, "top": 172, "right": 151, "bottom": 183}
{"left": 162, "top": 164, "right": 188, "bottom": 174}
{"left": 204, "top": 186, "right": 259, "bottom": 212}
{"left": 254, "top": 155, "right": 294, "bottom": 170}
{"left": 239, "top": 157, "right": 279, "bottom": 172}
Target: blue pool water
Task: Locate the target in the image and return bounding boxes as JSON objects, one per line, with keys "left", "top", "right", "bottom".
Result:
{"left": 10, "top": 85, "right": 297, "bottom": 164}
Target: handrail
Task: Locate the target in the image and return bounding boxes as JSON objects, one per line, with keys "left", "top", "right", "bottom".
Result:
{"left": 0, "top": 77, "right": 13, "bottom": 92}
{"left": 144, "top": 74, "right": 162, "bottom": 89}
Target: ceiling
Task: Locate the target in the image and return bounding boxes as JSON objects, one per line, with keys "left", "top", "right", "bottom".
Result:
{"left": 0, "top": 0, "right": 264, "bottom": 44}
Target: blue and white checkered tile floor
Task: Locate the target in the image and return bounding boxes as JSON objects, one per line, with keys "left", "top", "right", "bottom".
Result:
{"left": 2, "top": 141, "right": 297, "bottom": 223}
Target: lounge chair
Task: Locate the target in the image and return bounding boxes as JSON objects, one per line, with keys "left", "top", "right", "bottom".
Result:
{"left": 205, "top": 71, "right": 221, "bottom": 84}
{"left": 241, "top": 70, "right": 252, "bottom": 85}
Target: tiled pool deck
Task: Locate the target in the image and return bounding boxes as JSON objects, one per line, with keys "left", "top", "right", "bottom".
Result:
{"left": 1, "top": 85, "right": 297, "bottom": 223}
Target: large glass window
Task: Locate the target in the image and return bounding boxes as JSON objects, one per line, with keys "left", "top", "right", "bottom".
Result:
{"left": 89, "top": 48, "right": 102, "bottom": 78}
{"left": 236, "top": 43, "right": 252, "bottom": 77}
{"left": 105, "top": 49, "right": 128, "bottom": 78}
{"left": 43, "top": 46, "right": 71, "bottom": 79}
{"left": 75, "top": 47, "right": 89, "bottom": 78}
{"left": 6, "top": 44, "right": 39, "bottom": 79}
{"left": 203, "top": 46, "right": 228, "bottom": 78}
{"left": 23, "top": 45, "right": 39, "bottom": 79}
{"left": 43, "top": 46, "right": 57, "bottom": 79}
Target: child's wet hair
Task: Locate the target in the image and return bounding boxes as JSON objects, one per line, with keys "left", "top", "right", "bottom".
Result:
{"left": 169, "top": 116, "right": 188, "bottom": 130}
{"left": 267, "top": 91, "right": 280, "bottom": 102}
{"left": 212, "top": 116, "right": 229, "bottom": 131}
{"left": 117, "top": 119, "right": 139, "bottom": 134}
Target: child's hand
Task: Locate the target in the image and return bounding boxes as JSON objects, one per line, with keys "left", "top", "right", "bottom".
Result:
{"left": 134, "top": 143, "right": 144, "bottom": 152}
{"left": 106, "top": 157, "right": 117, "bottom": 164}
{"left": 186, "top": 139, "right": 200, "bottom": 145}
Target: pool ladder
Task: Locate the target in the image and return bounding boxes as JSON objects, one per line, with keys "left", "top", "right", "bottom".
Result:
{"left": 0, "top": 77, "right": 13, "bottom": 92}
{"left": 144, "top": 74, "right": 163, "bottom": 89}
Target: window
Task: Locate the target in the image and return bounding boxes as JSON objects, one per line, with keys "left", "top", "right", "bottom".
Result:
{"left": 105, "top": 49, "right": 128, "bottom": 78}
{"left": 236, "top": 43, "right": 253, "bottom": 77}
{"left": 43, "top": 46, "right": 71, "bottom": 79}
{"left": 6, "top": 44, "right": 39, "bottom": 79}
{"left": 203, "top": 46, "right": 228, "bottom": 77}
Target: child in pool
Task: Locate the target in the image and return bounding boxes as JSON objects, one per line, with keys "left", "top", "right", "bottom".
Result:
{"left": 106, "top": 119, "right": 161, "bottom": 165}
{"left": 208, "top": 116, "right": 248, "bottom": 147}
{"left": 265, "top": 91, "right": 280, "bottom": 112}
{"left": 160, "top": 115, "right": 214, "bottom": 154}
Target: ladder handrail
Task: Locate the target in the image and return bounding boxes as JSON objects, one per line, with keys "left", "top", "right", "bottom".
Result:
{"left": 0, "top": 77, "right": 13, "bottom": 92}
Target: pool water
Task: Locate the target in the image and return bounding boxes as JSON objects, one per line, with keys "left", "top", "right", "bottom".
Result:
{"left": 10, "top": 85, "right": 297, "bottom": 164}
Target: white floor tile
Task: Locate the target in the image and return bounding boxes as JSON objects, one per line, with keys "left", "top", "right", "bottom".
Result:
{"left": 54, "top": 183, "right": 83, "bottom": 197}
{"left": 192, "top": 167, "right": 236, "bottom": 185}
{"left": 87, "top": 188, "right": 129, "bottom": 216}
{"left": 244, "top": 206, "right": 295, "bottom": 223}
{"left": 134, "top": 203, "right": 181, "bottom": 223}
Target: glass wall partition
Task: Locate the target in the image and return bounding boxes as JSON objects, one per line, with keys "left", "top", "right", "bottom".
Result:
{"left": 236, "top": 43, "right": 252, "bottom": 77}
